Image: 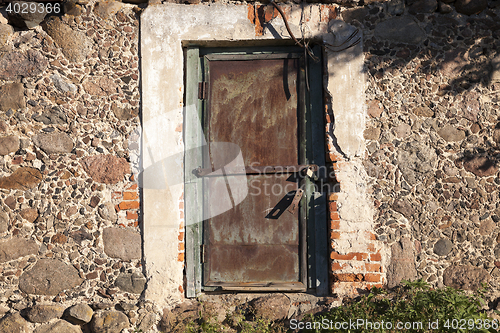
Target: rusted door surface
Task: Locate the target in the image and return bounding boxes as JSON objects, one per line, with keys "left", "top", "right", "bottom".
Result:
{"left": 202, "top": 53, "right": 307, "bottom": 290}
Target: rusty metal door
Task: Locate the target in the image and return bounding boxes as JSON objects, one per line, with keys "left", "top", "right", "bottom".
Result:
{"left": 200, "top": 52, "right": 307, "bottom": 290}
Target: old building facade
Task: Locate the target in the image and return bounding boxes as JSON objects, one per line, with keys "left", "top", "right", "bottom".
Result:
{"left": 0, "top": 0, "right": 499, "bottom": 331}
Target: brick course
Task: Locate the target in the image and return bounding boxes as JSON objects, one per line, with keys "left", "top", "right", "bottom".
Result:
{"left": 327, "top": 144, "right": 385, "bottom": 293}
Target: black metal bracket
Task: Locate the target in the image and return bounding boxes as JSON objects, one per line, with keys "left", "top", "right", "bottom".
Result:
{"left": 193, "top": 164, "right": 318, "bottom": 177}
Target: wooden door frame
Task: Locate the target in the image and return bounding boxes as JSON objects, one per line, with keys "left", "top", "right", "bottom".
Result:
{"left": 184, "top": 45, "right": 328, "bottom": 296}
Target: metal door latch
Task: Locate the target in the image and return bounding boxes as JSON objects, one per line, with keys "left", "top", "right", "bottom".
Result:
{"left": 287, "top": 189, "right": 304, "bottom": 214}
{"left": 304, "top": 166, "right": 318, "bottom": 181}
{"left": 194, "top": 164, "right": 318, "bottom": 177}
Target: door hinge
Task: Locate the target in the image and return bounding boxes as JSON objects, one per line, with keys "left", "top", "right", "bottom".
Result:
{"left": 200, "top": 244, "right": 206, "bottom": 263}
{"left": 198, "top": 82, "right": 207, "bottom": 100}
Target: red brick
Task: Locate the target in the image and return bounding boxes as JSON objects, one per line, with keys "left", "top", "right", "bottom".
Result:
{"left": 365, "top": 263, "right": 381, "bottom": 272}
{"left": 370, "top": 252, "right": 382, "bottom": 261}
{"left": 331, "top": 252, "right": 368, "bottom": 261}
{"left": 178, "top": 285, "right": 184, "bottom": 293}
{"left": 119, "top": 201, "right": 140, "bottom": 210}
{"left": 367, "top": 243, "right": 376, "bottom": 252}
{"left": 321, "top": 4, "right": 336, "bottom": 22}
{"left": 254, "top": 5, "right": 264, "bottom": 36}
{"left": 331, "top": 262, "right": 345, "bottom": 271}
{"left": 177, "top": 252, "right": 184, "bottom": 262}
{"left": 364, "top": 273, "right": 380, "bottom": 282}
{"left": 366, "top": 231, "right": 377, "bottom": 240}
{"left": 179, "top": 202, "right": 184, "bottom": 209}
{"left": 320, "top": 5, "right": 328, "bottom": 23}
{"left": 329, "top": 202, "right": 337, "bottom": 211}
{"left": 127, "top": 184, "right": 138, "bottom": 190}
{"left": 178, "top": 232, "right": 184, "bottom": 241}
{"left": 330, "top": 220, "right": 340, "bottom": 230}
{"left": 332, "top": 273, "right": 363, "bottom": 282}
{"left": 327, "top": 5, "right": 337, "bottom": 20}
{"left": 126, "top": 211, "right": 138, "bottom": 220}
{"left": 331, "top": 231, "right": 341, "bottom": 239}
{"left": 178, "top": 242, "right": 184, "bottom": 251}
{"left": 327, "top": 151, "right": 343, "bottom": 162}
{"left": 265, "top": 6, "right": 278, "bottom": 21}
{"left": 366, "top": 283, "right": 384, "bottom": 291}
{"left": 115, "top": 204, "right": 120, "bottom": 212}
{"left": 247, "top": 4, "right": 255, "bottom": 24}
{"left": 330, "top": 211, "right": 340, "bottom": 221}
{"left": 112, "top": 191, "right": 122, "bottom": 199}
{"left": 123, "top": 192, "right": 138, "bottom": 200}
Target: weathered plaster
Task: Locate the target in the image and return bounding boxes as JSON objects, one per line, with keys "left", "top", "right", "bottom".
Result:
{"left": 324, "top": 21, "right": 385, "bottom": 286}
{"left": 140, "top": 3, "right": 372, "bottom": 307}
{"left": 325, "top": 20, "right": 366, "bottom": 158}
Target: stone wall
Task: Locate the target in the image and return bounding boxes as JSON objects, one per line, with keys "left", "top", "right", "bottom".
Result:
{"left": 353, "top": 0, "right": 500, "bottom": 296}
{"left": 0, "top": 1, "right": 158, "bottom": 332}
{"left": 0, "top": 0, "right": 499, "bottom": 331}
{"left": 325, "top": 0, "right": 500, "bottom": 302}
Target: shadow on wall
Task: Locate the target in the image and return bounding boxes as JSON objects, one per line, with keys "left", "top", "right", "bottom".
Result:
{"left": 341, "top": 0, "right": 499, "bottom": 96}
{"left": 455, "top": 120, "right": 500, "bottom": 175}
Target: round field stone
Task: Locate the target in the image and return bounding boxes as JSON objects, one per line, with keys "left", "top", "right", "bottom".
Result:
{"left": 434, "top": 238, "right": 453, "bottom": 256}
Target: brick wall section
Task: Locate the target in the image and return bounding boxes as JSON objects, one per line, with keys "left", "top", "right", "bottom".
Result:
{"left": 178, "top": 190, "right": 185, "bottom": 295}
{"left": 247, "top": 3, "right": 337, "bottom": 36}
{"left": 112, "top": 178, "right": 185, "bottom": 295}
{"left": 177, "top": 117, "right": 185, "bottom": 295}
{"left": 113, "top": 175, "right": 140, "bottom": 228}
{"left": 178, "top": 191, "right": 185, "bottom": 264}
{"left": 327, "top": 160, "right": 384, "bottom": 292}
{"left": 326, "top": 106, "right": 384, "bottom": 294}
